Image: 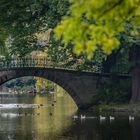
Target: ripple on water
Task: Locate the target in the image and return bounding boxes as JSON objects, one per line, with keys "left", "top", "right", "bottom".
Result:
{"left": 0, "top": 104, "right": 48, "bottom": 109}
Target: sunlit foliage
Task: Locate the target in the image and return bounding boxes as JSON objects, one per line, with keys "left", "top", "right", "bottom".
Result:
{"left": 55, "top": 0, "right": 140, "bottom": 59}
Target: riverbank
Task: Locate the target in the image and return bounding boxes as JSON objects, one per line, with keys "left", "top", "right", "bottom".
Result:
{"left": 90, "top": 103, "right": 140, "bottom": 115}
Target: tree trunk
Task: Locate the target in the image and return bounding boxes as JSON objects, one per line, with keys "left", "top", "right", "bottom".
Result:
{"left": 130, "top": 67, "right": 140, "bottom": 103}
{"left": 129, "top": 45, "right": 140, "bottom": 103}
{"left": 102, "top": 50, "right": 119, "bottom": 73}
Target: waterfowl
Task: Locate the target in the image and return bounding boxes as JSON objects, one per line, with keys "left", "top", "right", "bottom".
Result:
{"left": 73, "top": 115, "right": 78, "bottom": 119}
{"left": 24, "top": 113, "right": 28, "bottom": 116}
{"left": 80, "top": 115, "right": 86, "bottom": 119}
{"left": 49, "top": 113, "right": 53, "bottom": 116}
{"left": 129, "top": 115, "right": 134, "bottom": 121}
{"left": 109, "top": 116, "right": 115, "bottom": 120}
{"left": 99, "top": 115, "right": 106, "bottom": 120}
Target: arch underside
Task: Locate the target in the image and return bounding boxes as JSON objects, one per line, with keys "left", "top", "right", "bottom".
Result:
{"left": 0, "top": 68, "right": 83, "bottom": 108}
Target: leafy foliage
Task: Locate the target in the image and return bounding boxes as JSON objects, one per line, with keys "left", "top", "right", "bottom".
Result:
{"left": 93, "top": 79, "right": 131, "bottom": 104}
{"left": 6, "top": 77, "right": 36, "bottom": 88}
{"left": 55, "top": 0, "right": 140, "bottom": 59}
{"left": 0, "top": 0, "right": 69, "bottom": 56}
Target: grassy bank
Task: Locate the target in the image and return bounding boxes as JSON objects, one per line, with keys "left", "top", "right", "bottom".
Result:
{"left": 91, "top": 103, "right": 140, "bottom": 115}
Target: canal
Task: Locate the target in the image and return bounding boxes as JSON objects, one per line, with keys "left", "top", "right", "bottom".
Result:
{"left": 0, "top": 91, "right": 140, "bottom": 140}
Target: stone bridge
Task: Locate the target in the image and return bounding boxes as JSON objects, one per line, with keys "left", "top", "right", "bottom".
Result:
{"left": 0, "top": 57, "right": 130, "bottom": 109}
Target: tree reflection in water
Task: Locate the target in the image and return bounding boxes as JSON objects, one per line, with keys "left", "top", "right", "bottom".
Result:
{"left": 0, "top": 89, "right": 140, "bottom": 140}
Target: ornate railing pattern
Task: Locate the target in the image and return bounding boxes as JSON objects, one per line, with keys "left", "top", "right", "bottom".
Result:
{"left": 0, "top": 57, "right": 101, "bottom": 73}
{"left": 0, "top": 57, "right": 134, "bottom": 74}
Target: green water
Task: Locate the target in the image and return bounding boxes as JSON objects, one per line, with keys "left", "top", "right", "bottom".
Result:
{"left": 0, "top": 92, "right": 140, "bottom": 140}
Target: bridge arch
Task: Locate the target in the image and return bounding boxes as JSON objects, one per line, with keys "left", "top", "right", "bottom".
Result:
{"left": 0, "top": 67, "right": 84, "bottom": 108}
{"left": 0, "top": 57, "right": 132, "bottom": 109}
{"left": 0, "top": 67, "right": 131, "bottom": 109}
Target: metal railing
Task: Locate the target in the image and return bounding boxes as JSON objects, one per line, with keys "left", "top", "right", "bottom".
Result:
{"left": 0, "top": 57, "right": 101, "bottom": 73}
{"left": 0, "top": 57, "right": 134, "bottom": 75}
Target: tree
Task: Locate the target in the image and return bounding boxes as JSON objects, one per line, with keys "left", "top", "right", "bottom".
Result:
{"left": 0, "top": 0, "right": 69, "bottom": 56}
{"left": 55, "top": 0, "right": 140, "bottom": 59}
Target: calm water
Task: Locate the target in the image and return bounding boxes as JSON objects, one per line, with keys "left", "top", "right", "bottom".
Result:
{"left": 0, "top": 92, "right": 140, "bottom": 140}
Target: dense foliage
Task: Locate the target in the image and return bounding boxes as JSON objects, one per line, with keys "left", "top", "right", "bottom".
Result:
{"left": 93, "top": 79, "right": 131, "bottom": 104}
{"left": 0, "top": 0, "right": 69, "bottom": 56}
{"left": 6, "top": 77, "right": 36, "bottom": 88}
{"left": 55, "top": 0, "right": 140, "bottom": 59}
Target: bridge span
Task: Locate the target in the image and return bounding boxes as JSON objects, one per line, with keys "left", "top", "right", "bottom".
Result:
{"left": 0, "top": 58, "right": 131, "bottom": 109}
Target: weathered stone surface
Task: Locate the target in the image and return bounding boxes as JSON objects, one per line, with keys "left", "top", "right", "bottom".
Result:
{"left": 0, "top": 67, "right": 130, "bottom": 109}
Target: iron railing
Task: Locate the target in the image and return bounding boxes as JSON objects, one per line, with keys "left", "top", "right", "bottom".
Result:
{"left": 0, "top": 57, "right": 134, "bottom": 74}
{"left": 0, "top": 57, "right": 101, "bottom": 73}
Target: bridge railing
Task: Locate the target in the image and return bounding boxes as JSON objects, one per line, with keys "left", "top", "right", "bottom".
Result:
{"left": 0, "top": 57, "right": 102, "bottom": 73}
{"left": 0, "top": 57, "right": 133, "bottom": 74}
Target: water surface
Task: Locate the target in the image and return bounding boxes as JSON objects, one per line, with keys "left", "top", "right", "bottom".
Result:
{"left": 0, "top": 93, "right": 140, "bottom": 140}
